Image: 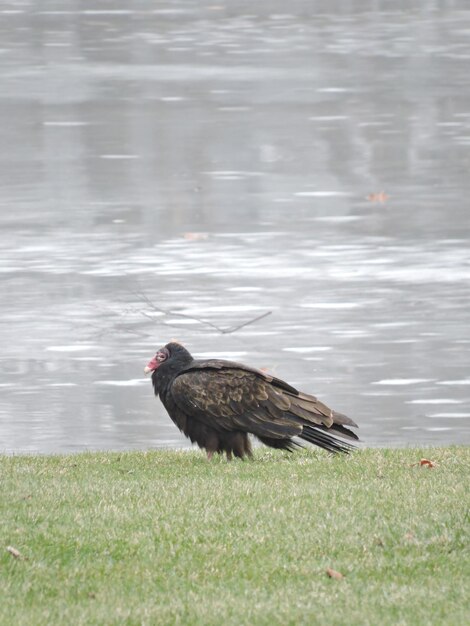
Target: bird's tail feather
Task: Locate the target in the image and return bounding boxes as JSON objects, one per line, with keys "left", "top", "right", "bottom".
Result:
{"left": 256, "top": 436, "right": 301, "bottom": 452}
{"left": 324, "top": 422, "right": 359, "bottom": 441}
{"left": 300, "top": 424, "right": 356, "bottom": 454}
{"left": 332, "top": 410, "right": 359, "bottom": 428}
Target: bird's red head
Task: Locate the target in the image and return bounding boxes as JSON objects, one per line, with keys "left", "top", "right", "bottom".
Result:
{"left": 144, "top": 347, "right": 170, "bottom": 375}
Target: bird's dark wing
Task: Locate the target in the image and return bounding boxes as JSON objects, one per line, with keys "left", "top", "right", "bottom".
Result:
{"left": 170, "top": 365, "right": 343, "bottom": 440}
{"left": 186, "top": 359, "right": 300, "bottom": 394}
{"left": 184, "top": 359, "right": 350, "bottom": 427}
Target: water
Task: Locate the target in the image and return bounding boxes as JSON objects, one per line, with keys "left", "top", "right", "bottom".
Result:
{"left": 1, "top": 0, "right": 470, "bottom": 453}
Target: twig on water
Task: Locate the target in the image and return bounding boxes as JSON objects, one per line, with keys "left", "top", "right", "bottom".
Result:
{"left": 222, "top": 311, "right": 272, "bottom": 334}
{"left": 133, "top": 291, "right": 272, "bottom": 335}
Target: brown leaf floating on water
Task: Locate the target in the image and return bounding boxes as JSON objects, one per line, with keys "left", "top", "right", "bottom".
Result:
{"left": 182, "top": 232, "right": 209, "bottom": 241}
{"left": 326, "top": 567, "right": 344, "bottom": 580}
{"left": 367, "top": 191, "right": 389, "bottom": 203}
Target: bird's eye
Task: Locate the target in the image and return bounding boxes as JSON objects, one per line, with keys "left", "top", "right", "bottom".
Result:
{"left": 156, "top": 349, "right": 169, "bottom": 362}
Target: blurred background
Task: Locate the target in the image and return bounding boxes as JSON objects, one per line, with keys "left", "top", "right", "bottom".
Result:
{"left": 1, "top": 0, "right": 470, "bottom": 453}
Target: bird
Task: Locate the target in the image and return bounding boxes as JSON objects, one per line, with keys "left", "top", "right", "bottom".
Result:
{"left": 144, "top": 342, "right": 359, "bottom": 460}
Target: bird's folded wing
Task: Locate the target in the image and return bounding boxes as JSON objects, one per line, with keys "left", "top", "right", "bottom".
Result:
{"left": 170, "top": 368, "right": 337, "bottom": 437}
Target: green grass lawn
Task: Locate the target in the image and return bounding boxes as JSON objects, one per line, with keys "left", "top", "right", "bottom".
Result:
{"left": 1, "top": 447, "right": 469, "bottom": 625}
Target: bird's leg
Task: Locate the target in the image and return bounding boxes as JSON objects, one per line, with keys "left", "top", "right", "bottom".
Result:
{"left": 205, "top": 434, "right": 219, "bottom": 461}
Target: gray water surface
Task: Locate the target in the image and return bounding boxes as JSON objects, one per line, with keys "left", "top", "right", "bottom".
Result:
{"left": 1, "top": 1, "right": 470, "bottom": 453}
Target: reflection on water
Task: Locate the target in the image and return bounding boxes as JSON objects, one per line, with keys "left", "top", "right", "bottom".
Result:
{"left": 1, "top": 1, "right": 470, "bottom": 453}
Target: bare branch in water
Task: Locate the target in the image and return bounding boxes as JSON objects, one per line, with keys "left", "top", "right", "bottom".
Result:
{"left": 132, "top": 291, "right": 272, "bottom": 335}
{"left": 222, "top": 311, "right": 272, "bottom": 334}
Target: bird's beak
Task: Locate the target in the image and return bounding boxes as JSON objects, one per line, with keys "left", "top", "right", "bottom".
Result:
{"left": 144, "top": 355, "right": 159, "bottom": 375}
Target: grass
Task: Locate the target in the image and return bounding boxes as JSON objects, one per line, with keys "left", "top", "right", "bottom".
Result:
{"left": 1, "top": 446, "right": 469, "bottom": 626}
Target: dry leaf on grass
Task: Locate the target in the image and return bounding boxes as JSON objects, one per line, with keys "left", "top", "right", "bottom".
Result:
{"left": 6, "top": 546, "right": 22, "bottom": 559}
{"left": 366, "top": 191, "right": 389, "bottom": 203}
{"left": 326, "top": 567, "right": 344, "bottom": 580}
{"left": 411, "top": 458, "right": 437, "bottom": 468}
{"left": 419, "top": 458, "right": 436, "bottom": 467}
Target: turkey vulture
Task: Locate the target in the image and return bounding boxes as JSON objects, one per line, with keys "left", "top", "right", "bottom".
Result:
{"left": 144, "top": 342, "right": 358, "bottom": 459}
